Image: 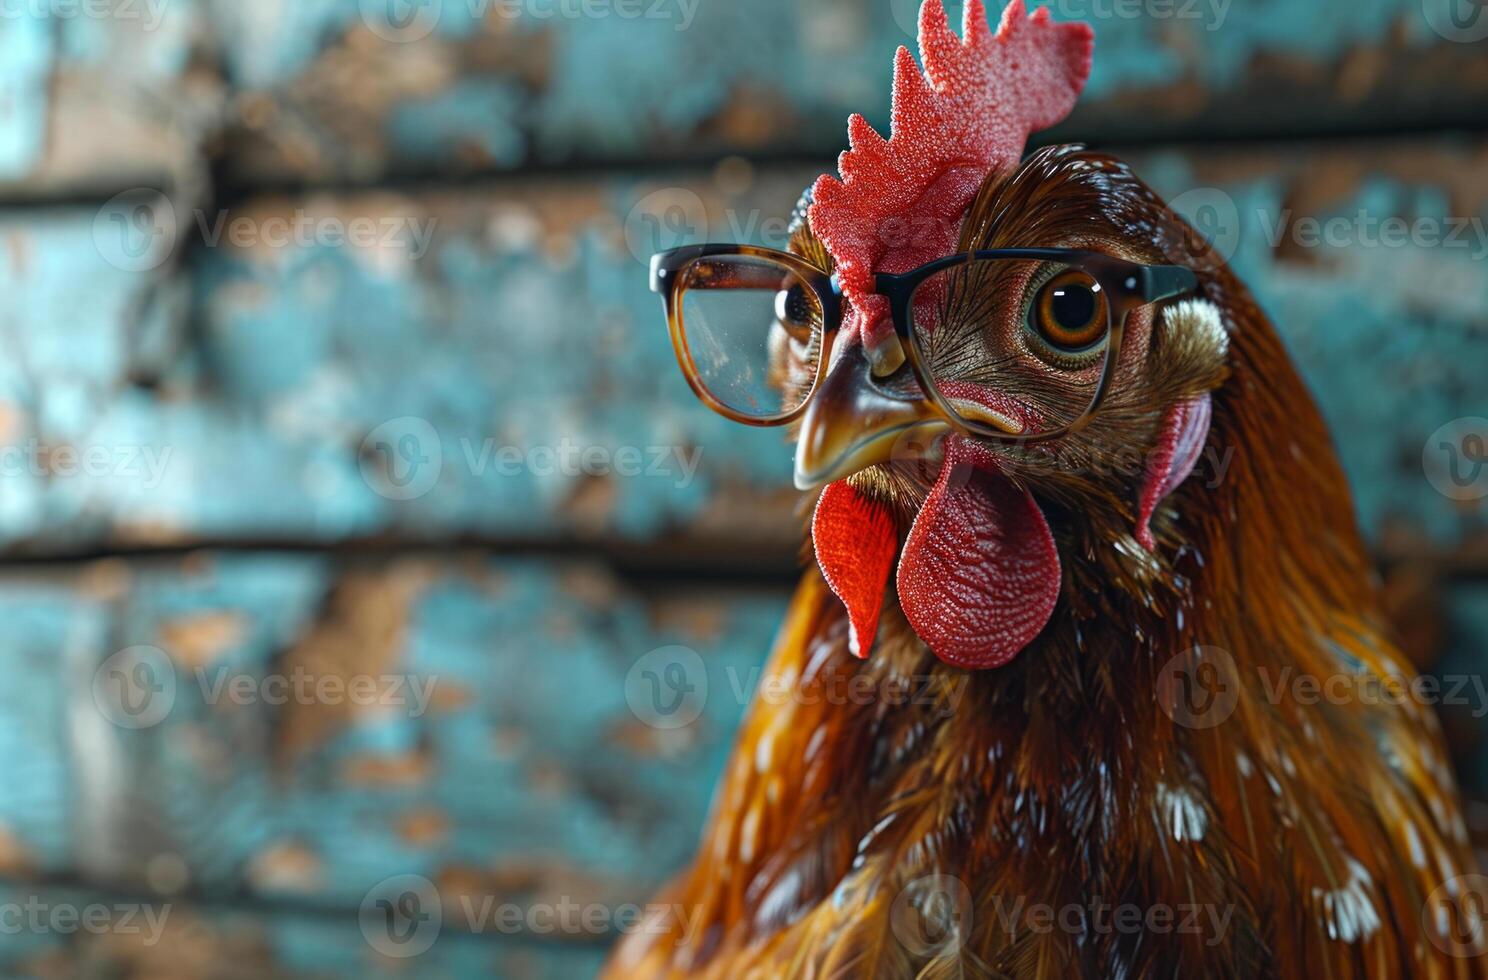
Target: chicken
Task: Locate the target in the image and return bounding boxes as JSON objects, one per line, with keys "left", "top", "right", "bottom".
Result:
{"left": 605, "top": 2, "right": 1486, "bottom": 977}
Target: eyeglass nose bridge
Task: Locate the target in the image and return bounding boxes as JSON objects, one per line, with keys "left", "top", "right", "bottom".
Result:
{"left": 651, "top": 244, "right": 1198, "bottom": 439}
{"left": 828, "top": 273, "right": 911, "bottom": 379}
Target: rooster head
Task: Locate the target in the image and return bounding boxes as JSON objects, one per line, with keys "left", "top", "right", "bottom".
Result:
{"left": 790, "top": 0, "right": 1230, "bottom": 669}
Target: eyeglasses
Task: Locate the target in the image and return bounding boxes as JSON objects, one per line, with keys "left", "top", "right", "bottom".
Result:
{"left": 650, "top": 244, "right": 1197, "bottom": 443}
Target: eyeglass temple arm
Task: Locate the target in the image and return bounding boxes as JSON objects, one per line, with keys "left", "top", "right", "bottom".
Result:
{"left": 1139, "top": 264, "right": 1198, "bottom": 303}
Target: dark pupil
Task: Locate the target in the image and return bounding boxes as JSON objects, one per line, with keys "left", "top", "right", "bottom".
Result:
{"left": 1050, "top": 284, "right": 1096, "bottom": 332}
{"left": 776, "top": 284, "right": 812, "bottom": 326}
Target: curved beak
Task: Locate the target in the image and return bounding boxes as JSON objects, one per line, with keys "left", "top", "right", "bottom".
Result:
{"left": 793, "top": 341, "right": 952, "bottom": 490}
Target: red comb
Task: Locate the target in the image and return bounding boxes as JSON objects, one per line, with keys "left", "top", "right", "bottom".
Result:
{"left": 808, "top": 0, "right": 1092, "bottom": 351}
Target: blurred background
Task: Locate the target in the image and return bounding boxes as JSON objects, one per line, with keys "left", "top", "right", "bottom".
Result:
{"left": 0, "top": 0, "right": 1484, "bottom": 976}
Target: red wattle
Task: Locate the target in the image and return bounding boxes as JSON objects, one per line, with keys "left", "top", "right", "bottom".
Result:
{"left": 812, "top": 481, "right": 898, "bottom": 657}
{"left": 896, "top": 439, "right": 1061, "bottom": 669}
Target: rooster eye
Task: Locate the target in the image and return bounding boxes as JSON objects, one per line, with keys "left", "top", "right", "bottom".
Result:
{"left": 774, "top": 283, "right": 817, "bottom": 342}
{"left": 1027, "top": 268, "right": 1109, "bottom": 361}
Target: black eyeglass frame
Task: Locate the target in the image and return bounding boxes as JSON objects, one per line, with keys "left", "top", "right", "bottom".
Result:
{"left": 651, "top": 244, "right": 1197, "bottom": 443}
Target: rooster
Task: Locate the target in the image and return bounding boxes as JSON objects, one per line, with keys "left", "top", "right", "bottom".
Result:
{"left": 605, "top": 2, "right": 1486, "bottom": 977}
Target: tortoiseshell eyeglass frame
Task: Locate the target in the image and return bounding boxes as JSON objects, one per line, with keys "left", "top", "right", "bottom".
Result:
{"left": 650, "top": 243, "right": 1197, "bottom": 444}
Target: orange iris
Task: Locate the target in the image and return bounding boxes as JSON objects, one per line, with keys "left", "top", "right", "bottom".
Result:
{"left": 1034, "top": 269, "right": 1109, "bottom": 351}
